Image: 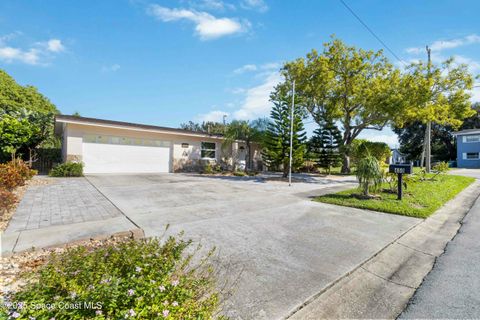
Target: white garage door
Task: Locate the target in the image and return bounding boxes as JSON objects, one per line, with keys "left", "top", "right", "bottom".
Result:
{"left": 82, "top": 135, "right": 171, "bottom": 174}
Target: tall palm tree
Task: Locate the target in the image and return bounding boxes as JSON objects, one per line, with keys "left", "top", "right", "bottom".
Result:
{"left": 222, "top": 120, "right": 265, "bottom": 171}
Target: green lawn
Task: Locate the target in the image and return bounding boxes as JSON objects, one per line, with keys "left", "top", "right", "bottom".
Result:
{"left": 315, "top": 174, "right": 475, "bottom": 218}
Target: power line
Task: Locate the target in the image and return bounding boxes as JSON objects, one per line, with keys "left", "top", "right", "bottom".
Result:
{"left": 339, "top": 0, "right": 406, "bottom": 66}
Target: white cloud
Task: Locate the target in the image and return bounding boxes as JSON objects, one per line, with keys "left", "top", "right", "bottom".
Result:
{"left": 453, "top": 54, "right": 480, "bottom": 73}
{"left": 233, "top": 71, "right": 282, "bottom": 120}
{"left": 260, "top": 62, "right": 280, "bottom": 70}
{"left": 470, "top": 86, "right": 480, "bottom": 103}
{"left": 228, "top": 87, "right": 246, "bottom": 94}
{"left": 406, "top": 34, "right": 480, "bottom": 54}
{"left": 101, "top": 64, "right": 121, "bottom": 72}
{"left": 197, "top": 110, "right": 230, "bottom": 122}
{"left": 0, "top": 35, "right": 65, "bottom": 65}
{"left": 233, "top": 64, "right": 257, "bottom": 74}
{"left": 194, "top": 0, "right": 236, "bottom": 11}
{"left": 358, "top": 130, "right": 399, "bottom": 148}
{"left": 147, "top": 5, "right": 249, "bottom": 40}
{"left": 232, "top": 62, "right": 280, "bottom": 75}
{"left": 46, "top": 39, "right": 65, "bottom": 52}
{"left": 240, "top": 0, "right": 268, "bottom": 12}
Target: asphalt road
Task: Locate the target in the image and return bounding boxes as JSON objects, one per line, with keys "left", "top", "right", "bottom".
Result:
{"left": 401, "top": 169, "right": 480, "bottom": 319}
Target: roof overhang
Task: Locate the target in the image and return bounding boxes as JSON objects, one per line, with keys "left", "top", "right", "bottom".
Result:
{"left": 452, "top": 130, "right": 480, "bottom": 136}
{"left": 55, "top": 115, "right": 225, "bottom": 140}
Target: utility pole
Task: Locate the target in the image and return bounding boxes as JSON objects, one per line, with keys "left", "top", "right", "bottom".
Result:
{"left": 425, "top": 45, "right": 432, "bottom": 173}
{"left": 289, "top": 80, "right": 295, "bottom": 186}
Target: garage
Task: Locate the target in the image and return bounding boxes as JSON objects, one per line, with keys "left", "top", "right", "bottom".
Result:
{"left": 54, "top": 115, "right": 250, "bottom": 174}
{"left": 82, "top": 134, "right": 171, "bottom": 174}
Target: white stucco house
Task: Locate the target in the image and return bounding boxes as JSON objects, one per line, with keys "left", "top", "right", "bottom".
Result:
{"left": 54, "top": 115, "right": 262, "bottom": 174}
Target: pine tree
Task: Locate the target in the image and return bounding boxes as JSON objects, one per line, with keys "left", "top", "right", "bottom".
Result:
{"left": 262, "top": 94, "right": 306, "bottom": 177}
{"left": 311, "top": 119, "right": 342, "bottom": 174}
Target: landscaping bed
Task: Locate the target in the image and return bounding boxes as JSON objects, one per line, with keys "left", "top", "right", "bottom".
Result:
{"left": 1, "top": 234, "right": 222, "bottom": 319}
{"left": 315, "top": 174, "right": 475, "bottom": 218}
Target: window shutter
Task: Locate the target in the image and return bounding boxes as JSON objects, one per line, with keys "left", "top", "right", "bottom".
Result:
{"left": 463, "top": 153, "right": 467, "bottom": 160}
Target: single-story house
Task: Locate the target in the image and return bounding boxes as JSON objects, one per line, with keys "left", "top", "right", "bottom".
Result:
{"left": 454, "top": 129, "right": 480, "bottom": 168}
{"left": 54, "top": 115, "right": 262, "bottom": 174}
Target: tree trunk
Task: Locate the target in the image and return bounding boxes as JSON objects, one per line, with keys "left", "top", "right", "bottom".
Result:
{"left": 363, "top": 181, "right": 369, "bottom": 196}
{"left": 341, "top": 153, "right": 351, "bottom": 174}
{"left": 282, "top": 159, "right": 289, "bottom": 178}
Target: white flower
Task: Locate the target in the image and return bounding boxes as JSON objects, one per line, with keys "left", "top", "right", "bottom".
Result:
{"left": 159, "top": 285, "right": 165, "bottom": 292}
{"left": 172, "top": 301, "right": 179, "bottom": 307}
{"left": 127, "top": 289, "right": 135, "bottom": 296}
{"left": 171, "top": 280, "right": 179, "bottom": 287}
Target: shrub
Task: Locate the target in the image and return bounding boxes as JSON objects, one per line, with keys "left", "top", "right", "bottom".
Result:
{"left": 1, "top": 236, "right": 221, "bottom": 319}
{"left": 11, "top": 158, "right": 37, "bottom": 180}
{"left": 0, "top": 188, "right": 16, "bottom": 214}
{"left": 433, "top": 161, "right": 449, "bottom": 173}
{"left": 0, "top": 158, "right": 36, "bottom": 191}
{"left": 202, "top": 163, "right": 214, "bottom": 174}
{"left": 49, "top": 162, "right": 83, "bottom": 177}
{"left": 0, "top": 164, "right": 23, "bottom": 190}
{"left": 233, "top": 171, "right": 246, "bottom": 177}
{"left": 356, "top": 155, "right": 383, "bottom": 196}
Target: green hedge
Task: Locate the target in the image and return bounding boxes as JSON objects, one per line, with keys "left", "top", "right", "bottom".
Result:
{"left": 49, "top": 162, "right": 83, "bottom": 177}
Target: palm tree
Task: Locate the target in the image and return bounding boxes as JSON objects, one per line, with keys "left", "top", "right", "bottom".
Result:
{"left": 222, "top": 120, "right": 265, "bottom": 171}
{"left": 356, "top": 155, "right": 383, "bottom": 196}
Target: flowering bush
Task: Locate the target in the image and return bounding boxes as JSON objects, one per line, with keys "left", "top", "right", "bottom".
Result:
{"left": 1, "top": 236, "right": 221, "bottom": 319}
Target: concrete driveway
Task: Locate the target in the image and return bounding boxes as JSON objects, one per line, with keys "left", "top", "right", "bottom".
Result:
{"left": 450, "top": 168, "right": 480, "bottom": 179}
{"left": 86, "top": 174, "right": 420, "bottom": 319}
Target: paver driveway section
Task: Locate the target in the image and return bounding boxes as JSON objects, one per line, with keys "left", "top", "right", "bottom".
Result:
{"left": 1, "top": 177, "right": 137, "bottom": 255}
{"left": 6, "top": 178, "right": 122, "bottom": 232}
{"left": 87, "top": 174, "right": 421, "bottom": 319}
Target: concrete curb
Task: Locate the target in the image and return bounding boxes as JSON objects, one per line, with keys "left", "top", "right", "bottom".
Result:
{"left": 1, "top": 216, "right": 144, "bottom": 257}
{"left": 287, "top": 180, "right": 480, "bottom": 320}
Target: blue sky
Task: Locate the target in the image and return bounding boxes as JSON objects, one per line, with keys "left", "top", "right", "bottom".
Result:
{"left": 1, "top": 0, "right": 479, "bottom": 146}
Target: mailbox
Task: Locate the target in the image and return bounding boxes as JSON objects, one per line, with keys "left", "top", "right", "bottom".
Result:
{"left": 388, "top": 163, "right": 413, "bottom": 174}
{"left": 388, "top": 163, "right": 413, "bottom": 200}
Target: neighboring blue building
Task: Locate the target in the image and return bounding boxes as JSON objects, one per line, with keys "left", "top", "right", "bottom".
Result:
{"left": 455, "top": 129, "right": 480, "bottom": 168}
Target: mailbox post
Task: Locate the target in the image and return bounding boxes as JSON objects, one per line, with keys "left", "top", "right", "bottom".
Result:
{"left": 388, "top": 163, "right": 413, "bottom": 200}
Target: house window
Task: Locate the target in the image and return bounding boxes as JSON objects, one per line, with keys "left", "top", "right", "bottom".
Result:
{"left": 466, "top": 152, "right": 480, "bottom": 160}
{"left": 464, "top": 135, "right": 480, "bottom": 143}
{"left": 201, "top": 142, "right": 216, "bottom": 159}
{"left": 181, "top": 143, "right": 189, "bottom": 148}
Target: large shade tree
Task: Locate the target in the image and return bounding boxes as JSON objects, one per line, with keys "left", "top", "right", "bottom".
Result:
{"left": 179, "top": 121, "right": 227, "bottom": 134}
{"left": 398, "top": 58, "right": 475, "bottom": 128}
{"left": 278, "top": 38, "right": 405, "bottom": 173}
{"left": 0, "top": 69, "right": 58, "bottom": 161}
